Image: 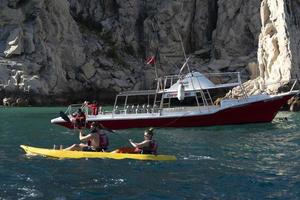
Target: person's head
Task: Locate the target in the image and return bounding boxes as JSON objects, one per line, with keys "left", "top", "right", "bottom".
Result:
{"left": 90, "top": 122, "right": 98, "bottom": 132}
{"left": 148, "top": 127, "right": 154, "bottom": 133}
{"left": 144, "top": 128, "right": 154, "bottom": 139}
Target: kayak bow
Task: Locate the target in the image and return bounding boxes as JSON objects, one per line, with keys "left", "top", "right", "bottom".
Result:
{"left": 20, "top": 145, "right": 176, "bottom": 161}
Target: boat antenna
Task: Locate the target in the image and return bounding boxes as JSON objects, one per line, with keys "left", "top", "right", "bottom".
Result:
{"left": 154, "top": 48, "right": 159, "bottom": 79}
{"left": 146, "top": 54, "right": 158, "bottom": 79}
{"left": 177, "top": 30, "right": 191, "bottom": 76}
{"left": 176, "top": 30, "right": 197, "bottom": 98}
{"left": 150, "top": 21, "right": 160, "bottom": 80}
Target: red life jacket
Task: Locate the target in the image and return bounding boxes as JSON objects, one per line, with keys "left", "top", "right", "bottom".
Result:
{"left": 88, "top": 104, "right": 98, "bottom": 115}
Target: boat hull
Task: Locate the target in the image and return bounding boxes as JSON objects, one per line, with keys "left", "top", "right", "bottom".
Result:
{"left": 52, "top": 93, "right": 295, "bottom": 130}
{"left": 20, "top": 145, "right": 176, "bottom": 161}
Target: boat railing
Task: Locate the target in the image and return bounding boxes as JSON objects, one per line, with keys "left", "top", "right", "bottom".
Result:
{"left": 154, "top": 72, "right": 243, "bottom": 110}
{"left": 112, "top": 104, "right": 161, "bottom": 115}
{"left": 254, "top": 79, "right": 299, "bottom": 93}
{"left": 282, "top": 79, "right": 298, "bottom": 92}
{"left": 157, "top": 72, "right": 241, "bottom": 92}
{"left": 290, "top": 79, "right": 299, "bottom": 92}
{"left": 65, "top": 104, "right": 87, "bottom": 116}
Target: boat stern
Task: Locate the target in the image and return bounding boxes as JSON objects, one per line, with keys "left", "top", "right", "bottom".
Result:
{"left": 51, "top": 117, "right": 74, "bottom": 129}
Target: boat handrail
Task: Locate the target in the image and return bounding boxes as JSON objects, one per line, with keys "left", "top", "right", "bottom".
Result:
{"left": 259, "top": 79, "right": 299, "bottom": 93}
{"left": 290, "top": 79, "right": 298, "bottom": 92}
{"left": 161, "top": 82, "right": 241, "bottom": 93}
{"left": 114, "top": 72, "right": 242, "bottom": 109}
{"left": 113, "top": 107, "right": 162, "bottom": 115}
{"left": 160, "top": 71, "right": 240, "bottom": 79}
{"left": 117, "top": 90, "right": 157, "bottom": 96}
{"left": 65, "top": 103, "right": 86, "bottom": 115}
{"left": 158, "top": 71, "right": 240, "bottom": 91}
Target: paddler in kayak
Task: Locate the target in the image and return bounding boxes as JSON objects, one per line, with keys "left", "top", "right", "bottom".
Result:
{"left": 120, "top": 127, "right": 157, "bottom": 154}
{"left": 129, "top": 128, "right": 158, "bottom": 154}
{"left": 64, "top": 122, "right": 109, "bottom": 152}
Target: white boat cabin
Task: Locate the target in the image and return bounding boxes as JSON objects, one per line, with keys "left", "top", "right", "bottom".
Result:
{"left": 111, "top": 71, "right": 246, "bottom": 115}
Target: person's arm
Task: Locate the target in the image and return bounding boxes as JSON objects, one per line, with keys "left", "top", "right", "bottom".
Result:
{"left": 129, "top": 139, "right": 149, "bottom": 148}
{"left": 79, "top": 130, "right": 92, "bottom": 142}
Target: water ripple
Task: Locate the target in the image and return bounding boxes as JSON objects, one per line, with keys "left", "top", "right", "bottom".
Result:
{"left": 1, "top": 109, "right": 300, "bottom": 199}
{"left": 182, "top": 155, "right": 215, "bottom": 160}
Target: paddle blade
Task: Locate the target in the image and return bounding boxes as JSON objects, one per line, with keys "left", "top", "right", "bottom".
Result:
{"left": 105, "top": 128, "right": 116, "bottom": 133}
{"left": 99, "top": 123, "right": 115, "bottom": 133}
{"left": 59, "top": 111, "right": 71, "bottom": 122}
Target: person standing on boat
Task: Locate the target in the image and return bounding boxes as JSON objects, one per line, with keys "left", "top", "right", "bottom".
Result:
{"left": 64, "top": 122, "right": 109, "bottom": 152}
{"left": 84, "top": 100, "right": 99, "bottom": 115}
{"left": 129, "top": 128, "right": 158, "bottom": 154}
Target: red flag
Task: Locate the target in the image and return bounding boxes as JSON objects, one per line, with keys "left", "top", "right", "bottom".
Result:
{"left": 146, "top": 56, "right": 155, "bottom": 65}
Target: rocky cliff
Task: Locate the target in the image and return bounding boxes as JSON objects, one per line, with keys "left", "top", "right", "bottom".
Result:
{"left": 228, "top": 0, "right": 300, "bottom": 99}
{"left": 0, "top": 0, "right": 299, "bottom": 105}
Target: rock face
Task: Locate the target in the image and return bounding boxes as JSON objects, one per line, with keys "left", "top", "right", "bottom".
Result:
{"left": 256, "top": 0, "right": 300, "bottom": 93}
{"left": 0, "top": 0, "right": 86, "bottom": 104}
{"left": 225, "top": 0, "right": 300, "bottom": 98}
{"left": 0, "top": 0, "right": 299, "bottom": 105}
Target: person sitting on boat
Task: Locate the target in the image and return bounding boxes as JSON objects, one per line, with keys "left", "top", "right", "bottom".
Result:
{"left": 129, "top": 128, "right": 158, "bottom": 154}
{"left": 72, "top": 108, "right": 86, "bottom": 129}
{"left": 64, "top": 122, "right": 109, "bottom": 152}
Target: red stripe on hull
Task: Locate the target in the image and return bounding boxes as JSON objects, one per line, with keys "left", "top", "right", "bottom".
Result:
{"left": 56, "top": 94, "right": 293, "bottom": 130}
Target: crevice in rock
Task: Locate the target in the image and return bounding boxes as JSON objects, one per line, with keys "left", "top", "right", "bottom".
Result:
{"left": 111, "top": 0, "right": 120, "bottom": 20}
{"left": 7, "top": 0, "right": 29, "bottom": 9}
{"left": 208, "top": 0, "right": 219, "bottom": 60}
{"left": 188, "top": 0, "right": 197, "bottom": 53}
{"left": 244, "top": 25, "right": 256, "bottom": 54}
{"left": 69, "top": 0, "right": 120, "bottom": 32}
{"left": 286, "top": 0, "right": 291, "bottom": 15}
{"left": 69, "top": 9, "right": 103, "bottom": 31}
{"left": 208, "top": 0, "right": 218, "bottom": 42}
{"left": 135, "top": 1, "right": 148, "bottom": 58}
{"left": 288, "top": 0, "right": 299, "bottom": 27}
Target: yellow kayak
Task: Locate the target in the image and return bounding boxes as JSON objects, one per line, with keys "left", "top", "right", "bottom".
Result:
{"left": 20, "top": 145, "right": 177, "bottom": 161}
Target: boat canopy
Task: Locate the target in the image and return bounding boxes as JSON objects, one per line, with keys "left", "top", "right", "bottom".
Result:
{"left": 165, "top": 72, "right": 240, "bottom": 92}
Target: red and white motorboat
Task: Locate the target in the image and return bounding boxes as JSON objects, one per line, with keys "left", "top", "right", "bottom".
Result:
{"left": 51, "top": 70, "right": 299, "bottom": 130}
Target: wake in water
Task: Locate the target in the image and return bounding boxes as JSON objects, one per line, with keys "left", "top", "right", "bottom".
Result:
{"left": 181, "top": 154, "right": 215, "bottom": 161}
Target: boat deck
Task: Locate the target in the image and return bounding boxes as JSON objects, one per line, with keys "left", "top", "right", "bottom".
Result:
{"left": 86, "top": 105, "right": 221, "bottom": 121}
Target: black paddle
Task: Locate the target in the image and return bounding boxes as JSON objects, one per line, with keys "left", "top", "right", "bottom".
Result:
{"left": 99, "top": 123, "right": 116, "bottom": 133}
{"left": 59, "top": 111, "right": 71, "bottom": 122}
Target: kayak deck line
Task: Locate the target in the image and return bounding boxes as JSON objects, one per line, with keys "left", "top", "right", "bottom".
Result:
{"left": 20, "top": 145, "right": 177, "bottom": 161}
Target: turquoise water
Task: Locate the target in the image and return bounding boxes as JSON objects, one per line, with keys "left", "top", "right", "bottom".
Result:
{"left": 1, "top": 107, "right": 300, "bottom": 199}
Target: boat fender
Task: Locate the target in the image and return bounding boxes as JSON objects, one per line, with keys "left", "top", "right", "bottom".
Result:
{"left": 177, "top": 82, "right": 185, "bottom": 101}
